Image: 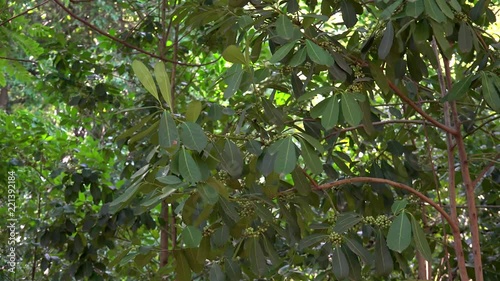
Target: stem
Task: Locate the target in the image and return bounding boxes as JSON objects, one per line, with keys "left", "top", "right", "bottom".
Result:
{"left": 315, "top": 176, "right": 469, "bottom": 281}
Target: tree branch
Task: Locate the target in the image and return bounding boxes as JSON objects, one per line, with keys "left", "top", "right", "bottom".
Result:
{"left": 0, "top": 0, "right": 49, "bottom": 27}
{"left": 51, "top": 0, "right": 219, "bottom": 67}
{"left": 324, "top": 119, "right": 433, "bottom": 140}
{"left": 387, "top": 80, "right": 458, "bottom": 135}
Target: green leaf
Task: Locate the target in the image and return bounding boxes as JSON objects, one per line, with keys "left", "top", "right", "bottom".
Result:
{"left": 298, "top": 86, "right": 335, "bottom": 102}
{"left": 410, "top": 214, "right": 433, "bottom": 261}
{"left": 374, "top": 230, "right": 393, "bottom": 276}
{"left": 179, "top": 122, "right": 208, "bottom": 152}
{"left": 221, "top": 140, "right": 244, "bottom": 177}
{"left": 219, "top": 197, "right": 240, "bottom": 222}
{"left": 458, "top": 22, "right": 473, "bottom": 53}
{"left": 442, "top": 75, "right": 475, "bottom": 101}
{"left": 296, "top": 132, "right": 324, "bottom": 153}
{"left": 340, "top": 0, "right": 357, "bottom": 28}
{"left": 378, "top": 21, "right": 394, "bottom": 60}
{"left": 298, "top": 234, "right": 330, "bottom": 251}
{"left": 321, "top": 96, "right": 340, "bottom": 130}
{"left": 154, "top": 61, "right": 172, "bottom": 109}
{"left": 246, "top": 237, "right": 267, "bottom": 276}
{"left": 270, "top": 41, "right": 296, "bottom": 63}
{"left": 424, "top": 0, "right": 446, "bottom": 23}
{"left": 291, "top": 167, "right": 311, "bottom": 196}
{"left": 435, "top": 0, "right": 454, "bottom": 19}
{"left": 332, "top": 246, "right": 350, "bottom": 280}
{"left": 274, "top": 136, "right": 297, "bottom": 175}
{"left": 186, "top": 100, "right": 202, "bottom": 122}
{"left": 370, "top": 62, "right": 390, "bottom": 94}
{"left": 380, "top": 0, "right": 403, "bottom": 20}
{"left": 341, "top": 93, "right": 363, "bottom": 126}
{"left": 289, "top": 47, "right": 307, "bottom": 67}
{"left": 276, "top": 14, "right": 295, "bottom": 40}
{"left": 333, "top": 212, "right": 363, "bottom": 233}
{"left": 306, "top": 39, "right": 334, "bottom": 66}
{"left": 178, "top": 148, "right": 202, "bottom": 183}
{"left": 208, "top": 264, "right": 225, "bottom": 281}
{"left": 211, "top": 225, "right": 229, "bottom": 247}
{"left": 174, "top": 250, "right": 191, "bottom": 281}
{"left": 481, "top": 72, "right": 500, "bottom": 112}
{"left": 405, "top": 0, "right": 424, "bottom": 18}
{"left": 156, "top": 175, "right": 182, "bottom": 185}
{"left": 224, "top": 64, "right": 244, "bottom": 99}
{"left": 448, "top": 0, "right": 461, "bottom": 12}
{"left": 159, "top": 111, "right": 179, "bottom": 149}
{"left": 222, "top": 45, "right": 247, "bottom": 64}
{"left": 345, "top": 237, "right": 373, "bottom": 266}
{"left": 391, "top": 199, "right": 408, "bottom": 214}
{"left": 344, "top": 247, "right": 363, "bottom": 281}
{"left": 387, "top": 212, "right": 412, "bottom": 253}
{"left": 198, "top": 184, "right": 219, "bottom": 205}
{"left": 298, "top": 138, "right": 323, "bottom": 175}
{"left": 182, "top": 226, "right": 202, "bottom": 248}
{"left": 109, "top": 181, "right": 141, "bottom": 213}
{"left": 132, "top": 60, "right": 159, "bottom": 101}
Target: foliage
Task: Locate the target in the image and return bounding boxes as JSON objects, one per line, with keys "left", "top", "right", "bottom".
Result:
{"left": 0, "top": 0, "right": 499, "bottom": 280}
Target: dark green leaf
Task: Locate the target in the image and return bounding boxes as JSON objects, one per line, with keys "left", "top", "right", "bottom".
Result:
{"left": 375, "top": 230, "right": 393, "bottom": 276}
{"left": 274, "top": 136, "right": 297, "bottom": 174}
{"left": 344, "top": 247, "right": 362, "bottom": 281}
{"left": 208, "top": 264, "right": 225, "bottom": 281}
{"left": 179, "top": 148, "right": 202, "bottom": 183}
{"left": 380, "top": 0, "right": 403, "bottom": 20}
{"left": 276, "top": 14, "right": 295, "bottom": 40}
{"left": 333, "top": 212, "right": 363, "bottom": 233}
{"left": 297, "top": 132, "right": 325, "bottom": 153}
{"left": 246, "top": 140, "right": 262, "bottom": 156}
{"left": 222, "top": 45, "right": 247, "bottom": 64}
{"left": 292, "top": 167, "right": 311, "bottom": 196}
{"left": 224, "top": 64, "right": 244, "bottom": 99}
{"left": 341, "top": 93, "right": 363, "bottom": 126}
{"left": 298, "top": 234, "right": 329, "bottom": 251}
{"left": 270, "top": 42, "right": 296, "bottom": 63}
{"left": 410, "top": 214, "right": 433, "bottom": 261}
{"left": 345, "top": 237, "right": 373, "bottom": 265}
{"left": 219, "top": 197, "right": 240, "bottom": 222}
{"left": 340, "top": 0, "right": 357, "bottom": 28}
{"left": 182, "top": 226, "right": 202, "bottom": 248}
{"left": 424, "top": 0, "right": 446, "bottom": 23}
{"left": 391, "top": 199, "right": 408, "bottom": 214}
{"left": 405, "top": 0, "right": 424, "bottom": 18}
{"left": 212, "top": 225, "right": 229, "bottom": 247}
{"left": 321, "top": 96, "right": 340, "bottom": 130}
{"left": 458, "top": 22, "right": 473, "bottom": 53}
{"left": 435, "top": 0, "right": 454, "bottom": 19}
{"left": 156, "top": 175, "right": 182, "bottom": 185}
{"left": 298, "top": 138, "right": 323, "bottom": 175}
{"left": 198, "top": 184, "right": 219, "bottom": 205}
{"left": 159, "top": 111, "right": 179, "bottom": 149}
{"left": 179, "top": 122, "right": 208, "bottom": 152}
{"left": 332, "top": 246, "right": 350, "bottom": 280}
{"left": 387, "top": 212, "right": 412, "bottom": 253}
{"left": 306, "top": 39, "right": 334, "bottom": 66}
{"left": 481, "top": 72, "right": 500, "bottom": 112}
{"left": 289, "top": 47, "right": 307, "bottom": 67}
{"left": 246, "top": 237, "right": 267, "bottom": 276}
{"left": 378, "top": 21, "right": 394, "bottom": 60}
{"left": 221, "top": 140, "right": 244, "bottom": 177}
{"left": 173, "top": 250, "right": 191, "bottom": 281}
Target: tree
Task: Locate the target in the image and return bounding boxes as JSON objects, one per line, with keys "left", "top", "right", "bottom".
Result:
{"left": 0, "top": 0, "right": 499, "bottom": 280}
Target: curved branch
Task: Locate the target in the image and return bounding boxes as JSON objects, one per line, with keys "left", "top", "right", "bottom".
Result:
{"left": 387, "top": 80, "right": 458, "bottom": 136}
{"left": 51, "top": 0, "right": 219, "bottom": 67}
{"left": 315, "top": 177, "right": 459, "bottom": 235}
{"left": 0, "top": 0, "right": 49, "bottom": 27}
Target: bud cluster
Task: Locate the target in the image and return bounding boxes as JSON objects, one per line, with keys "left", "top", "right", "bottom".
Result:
{"left": 329, "top": 231, "right": 343, "bottom": 245}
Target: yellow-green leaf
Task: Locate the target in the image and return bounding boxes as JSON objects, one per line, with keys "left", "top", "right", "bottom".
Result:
{"left": 132, "top": 60, "right": 159, "bottom": 101}
{"left": 154, "top": 61, "right": 172, "bottom": 109}
{"left": 387, "top": 212, "right": 412, "bottom": 253}
{"left": 186, "top": 100, "right": 202, "bottom": 122}
{"left": 222, "top": 45, "right": 247, "bottom": 64}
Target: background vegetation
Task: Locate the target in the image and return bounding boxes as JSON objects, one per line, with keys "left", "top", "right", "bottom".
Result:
{"left": 0, "top": 0, "right": 499, "bottom": 280}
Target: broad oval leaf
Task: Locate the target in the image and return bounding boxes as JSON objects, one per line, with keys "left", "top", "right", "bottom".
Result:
{"left": 332, "top": 246, "right": 350, "bottom": 280}
{"left": 340, "top": 0, "right": 357, "bottom": 28}
{"left": 387, "top": 212, "right": 412, "bottom": 253}
{"left": 208, "top": 264, "right": 225, "bottom": 281}
{"left": 221, "top": 139, "right": 244, "bottom": 177}
{"left": 378, "top": 21, "right": 394, "bottom": 60}
{"left": 178, "top": 148, "right": 202, "bottom": 183}
{"left": 410, "top": 214, "right": 433, "bottom": 262}
{"left": 391, "top": 199, "right": 408, "bottom": 214}
{"left": 424, "top": 0, "right": 446, "bottom": 23}
{"left": 173, "top": 250, "right": 191, "bottom": 281}
{"left": 306, "top": 39, "right": 334, "bottom": 66}
{"left": 246, "top": 237, "right": 267, "bottom": 276}
{"left": 132, "top": 60, "right": 159, "bottom": 101}
{"left": 405, "top": 0, "right": 424, "bottom": 18}
{"left": 159, "top": 111, "right": 179, "bottom": 149}
{"left": 481, "top": 72, "right": 500, "bottom": 113}
{"left": 345, "top": 237, "right": 373, "bottom": 266}
{"left": 154, "top": 61, "right": 172, "bottom": 108}
{"left": 321, "top": 96, "right": 340, "bottom": 130}
{"left": 179, "top": 122, "right": 208, "bottom": 152}
{"left": 222, "top": 45, "right": 247, "bottom": 64}
{"left": 198, "top": 183, "right": 219, "bottom": 205}
{"left": 458, "top": 22, "right": 473, "bottom": 53}
{"left": 333, "top": 212, "right": 363, "bottom": 233}
{"left": 182, "top": 226, "right": 203, "bottom": 248}
{"left": 380, "top": 0, "right": 403, "bottom": 20}
{"left": 435, "top": 0, "right": 454, "bottom": 19}
{"left": 341, "top": 93, "right": 363, "bottom": 126}
{"left": 289, "top": 47, "right": 307, "bottom": 67}
{"left": 298, "top": 138, "right": 323, "bottom": 175}
{"left": 224, "top": 64, "right": 244, "bottom": 99}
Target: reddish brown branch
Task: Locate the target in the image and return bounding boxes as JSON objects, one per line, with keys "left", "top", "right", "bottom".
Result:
{"left": 472, "top": 157, "right": 499, "bottom": 188}
{"left": 51, "top": 0, "right": 218, "bottom": 67}
{"left": 0, "top": 0, "right": 49, "bottom": 27}
{"left": 315, "top": 176, "right": 469, "bottom": 280}
{"left": 387, "top": 80, "right": 458, "bottom": 135}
